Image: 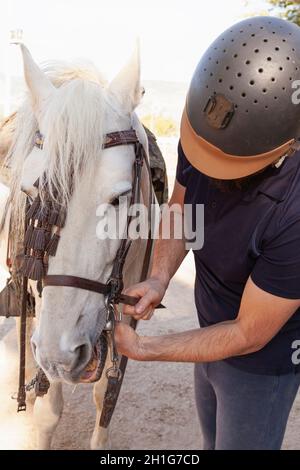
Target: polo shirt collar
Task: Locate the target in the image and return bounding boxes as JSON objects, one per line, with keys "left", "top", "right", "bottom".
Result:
{"left": 242, "top": 152, "right": 300, "bottom": 203}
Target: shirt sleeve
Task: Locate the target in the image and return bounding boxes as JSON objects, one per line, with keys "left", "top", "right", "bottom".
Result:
{"left": 176, "top": 141, "right": 191, "bottom": 187}
{"left": 251, "top": 218, "right": 300, "bottom": 299}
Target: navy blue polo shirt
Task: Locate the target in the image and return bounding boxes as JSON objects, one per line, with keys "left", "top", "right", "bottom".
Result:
{"left": 176, "top": 142, "right": 300, "bottom": 375}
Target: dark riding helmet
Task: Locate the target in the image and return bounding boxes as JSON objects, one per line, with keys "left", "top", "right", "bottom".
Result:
{"left": 181, "top": 16, "right": 300, "bottom": 180}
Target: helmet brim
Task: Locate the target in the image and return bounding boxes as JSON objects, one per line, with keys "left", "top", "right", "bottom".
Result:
{"left": 181, "top": 106, "right": 294, "bottom": 180}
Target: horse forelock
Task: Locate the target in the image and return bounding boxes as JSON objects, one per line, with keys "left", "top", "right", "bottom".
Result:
{"left": 8, "top": 62, "right": 108, "bottom": 210}
{"left": 41, "top": 78, "right": 105, "bottom": 206}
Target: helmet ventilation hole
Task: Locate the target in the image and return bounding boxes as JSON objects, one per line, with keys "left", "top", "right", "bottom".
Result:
{"left": 193, "top": 17, "right": 300, "bottom": 149}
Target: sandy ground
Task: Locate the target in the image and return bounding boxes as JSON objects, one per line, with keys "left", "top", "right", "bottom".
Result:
{"left": 0, "top": 137, "right": 299, "bottom": 450}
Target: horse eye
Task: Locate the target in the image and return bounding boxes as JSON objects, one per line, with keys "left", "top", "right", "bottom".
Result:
{"left": 110, "top": 190, "right": 131, "bottom": 207}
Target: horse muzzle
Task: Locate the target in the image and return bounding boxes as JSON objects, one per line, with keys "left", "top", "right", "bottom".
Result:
{"left": 31, "top": 332, "right": 108, "bottom": 384}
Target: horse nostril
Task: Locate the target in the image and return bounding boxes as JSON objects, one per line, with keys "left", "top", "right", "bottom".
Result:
{"left": 73, "top": 343, "right": 91, "bottom": 370}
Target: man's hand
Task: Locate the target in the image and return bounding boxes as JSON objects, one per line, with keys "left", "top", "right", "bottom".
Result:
{"left": 115, "top": 322, "right": 143, "bottom": 360}
{"left": 123, "top": 277, "right": 167, "bottom": 320}
{"left": 116, "top": 277, "right": 300, "bottom": 364}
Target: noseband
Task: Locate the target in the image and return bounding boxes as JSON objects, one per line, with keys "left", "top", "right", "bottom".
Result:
{"left": 17, "top": 128, "right": 158, "bottom": 417}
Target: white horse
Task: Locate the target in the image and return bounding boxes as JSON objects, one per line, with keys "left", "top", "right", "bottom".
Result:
{"left": 0, "top": 44, "right": 154, "bottom": 449}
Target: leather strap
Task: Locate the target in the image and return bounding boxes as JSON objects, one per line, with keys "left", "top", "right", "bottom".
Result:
{"left": 99, "top": 143, "right": 158, "bottom": 429}
{"left": 17, "top": 198, "right": 31, "bottom": 412}
{"left": 17, "top": 275, "right": 28, "bottom": 411}
{"left": 44, "top": 275, "right": 164, "bottom": 309}
{"left": 103, "top": 130, "right": 139, "bottom": 149}
{"left": 43, "top": 275, "right": 140, "bottom": 307}
{"left": 35, "top": 130, "right": 138, "bottom": 151}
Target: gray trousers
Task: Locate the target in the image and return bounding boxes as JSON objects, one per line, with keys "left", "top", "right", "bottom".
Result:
{"left": 194, "top": 361, "right": 300, "bottom": 450}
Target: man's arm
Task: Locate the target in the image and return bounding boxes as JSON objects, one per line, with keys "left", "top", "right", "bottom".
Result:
{"left": 116, "top": 277, "right": 300, "bottom": 362}
{"left": 123, "top": 180, "right": 188, "bottom": 319}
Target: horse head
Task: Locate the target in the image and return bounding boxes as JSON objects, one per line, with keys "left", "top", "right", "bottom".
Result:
{"left": 12, "top": 44, "right": 150, "bottom": 384}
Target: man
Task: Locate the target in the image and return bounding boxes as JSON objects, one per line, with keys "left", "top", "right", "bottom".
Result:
{"left": 115, "top": 16, "right": 300, "bottom": 450}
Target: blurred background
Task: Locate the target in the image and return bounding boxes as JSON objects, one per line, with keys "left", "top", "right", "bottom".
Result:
{"left": 1, "top": 0, "right": 299, "bottom": 134}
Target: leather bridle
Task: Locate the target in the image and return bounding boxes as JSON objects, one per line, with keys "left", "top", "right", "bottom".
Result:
{"left": 17, "top": 128, "right": 159, "bottom": 424}
{"left": 43, "top": 129, "right": 152, "bottom": 308}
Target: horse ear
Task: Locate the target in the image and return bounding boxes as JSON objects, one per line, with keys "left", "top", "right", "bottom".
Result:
{"left": 109, "top": 41, "right": 143, "bottom": 113}
{"left": 19, "top": 44, "right": 55, "bottom": 113}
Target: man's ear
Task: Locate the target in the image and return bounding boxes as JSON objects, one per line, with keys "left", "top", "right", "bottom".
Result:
{"left": 19, "top": 44, "right": 55, "bottom": 114}
{"left": 108, "top": 41, "right": 143, "bottom": 113}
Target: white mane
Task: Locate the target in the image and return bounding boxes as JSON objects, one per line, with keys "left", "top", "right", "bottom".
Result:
{"left": 7, "top": 61, "right": 107, "bottom": 207}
